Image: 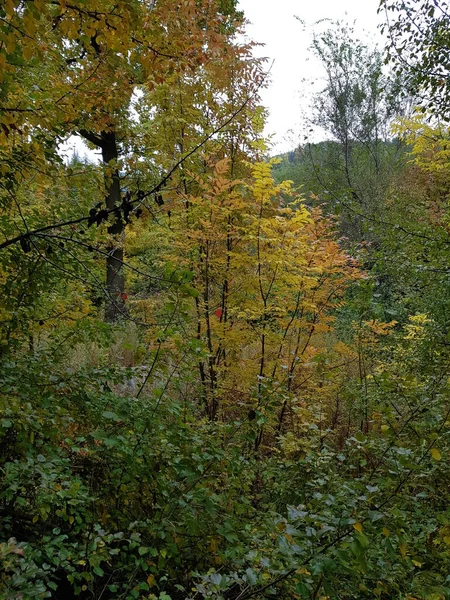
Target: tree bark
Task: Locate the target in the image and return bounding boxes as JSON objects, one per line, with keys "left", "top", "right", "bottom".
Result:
{"left": 80, "top": 129, "right": 126, "bottom": 322}
{"left": 101, "top": 131, "right": 126, "bottom": 323}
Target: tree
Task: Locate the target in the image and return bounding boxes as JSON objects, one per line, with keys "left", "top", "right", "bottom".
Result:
{"left": 380, "top": 0, "right": 450, "bottom": 119}
{"left": 299, "top": 21, "right": 408, "bottom": 241}
{"left": 149, "top": 156, "right": 360, "bottom": 435}
{"left": 0, "top": 0, "right": 251, "bottom": 321}
{"left": 366, "top": 115, "right": 450, "bottom": 328}
{"left": 311, "top": 22, "right": 399, "bottom": 149}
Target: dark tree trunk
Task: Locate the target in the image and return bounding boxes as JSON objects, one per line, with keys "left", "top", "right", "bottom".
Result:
{"left": 79, "top": 128, "right": 126, "bottom": 323}
{"left": 101, "top": 131, "right": 126, "bottom": 323}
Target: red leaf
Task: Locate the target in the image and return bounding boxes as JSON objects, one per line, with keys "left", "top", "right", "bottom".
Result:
{"left": 214, "top": 308, "right": 223, "bottom": 318}
{"left": 121, "top": 293, "right": 128, "bottom": 301}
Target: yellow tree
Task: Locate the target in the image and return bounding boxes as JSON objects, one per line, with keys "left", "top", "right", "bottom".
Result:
{"left": 0, "top": 0, "right": 250, "bottom": 321}
{"left": 151, "top": 156, "right": 361, "bottom": 427}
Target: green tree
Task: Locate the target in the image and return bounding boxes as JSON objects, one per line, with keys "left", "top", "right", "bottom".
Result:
{"left": 380, "top": 0, "right": 450, "bottom": 118}
{"left": 299, "top": 21, "right": 408, "bottom": 241}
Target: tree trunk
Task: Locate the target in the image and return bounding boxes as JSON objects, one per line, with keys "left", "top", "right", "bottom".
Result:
{"left": 101, "top": 131, "right": 126, "bottom": 323}
{"left": 79, "top": 128, "right": 126, "bottom": 323}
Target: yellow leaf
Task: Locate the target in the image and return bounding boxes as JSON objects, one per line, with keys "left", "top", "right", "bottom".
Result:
{"left": 22, "top": 13, "right": 36, "bottom": 35}
{"left": 381, "top": 424, "right": 390, "bottom": 433}
{"left": 0, "top": 53, "right": 6, "bottom": 77}
{"left": 382, "top": 527, "right": 390, "bottom": 538}
{"left": 5, "top": 0, "right": 15, "bottom": 17}
{"left": 23, "top": 44, "right": 34, "bottom": 61}
{"left": 147, "top": 575, "right": 156, "bottom": 588}
{"left": 6, "top": 33, "right": 16, "bottom": 54}
{"left": 399, "top": 542, "right": 407, "bottom": 558}
{"left": 353, "top": 522, "right": 363, "bottom": 534}
{"left": 430, "top": 448, "right": 441, "bottom": 461}
{"left": 209, "top": 537, "right": 218, "bottom": 552}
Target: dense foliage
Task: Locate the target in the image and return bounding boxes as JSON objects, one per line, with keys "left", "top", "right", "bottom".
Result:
{"left": 1, "top": 1, "right": 450, "bottom": 599}
{"left": 380, "top": 0, "right": 450, "bottom": 118}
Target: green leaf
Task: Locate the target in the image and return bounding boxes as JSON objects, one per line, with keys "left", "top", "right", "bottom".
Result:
{"left": 102, "top": 411, "right": 119, "bottom": 421}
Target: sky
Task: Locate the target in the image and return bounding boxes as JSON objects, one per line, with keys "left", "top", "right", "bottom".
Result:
{"left": 238, "top": 0, "right": 384, "bottom": 153}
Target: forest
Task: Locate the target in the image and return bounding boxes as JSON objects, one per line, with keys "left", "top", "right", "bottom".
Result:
{"left": 1, "top": 0, "right": 450, "bottom": 598}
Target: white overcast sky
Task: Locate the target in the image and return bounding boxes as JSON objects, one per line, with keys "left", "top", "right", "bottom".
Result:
{"left": 238, "top": 0, "right": 384, "bottom": 153}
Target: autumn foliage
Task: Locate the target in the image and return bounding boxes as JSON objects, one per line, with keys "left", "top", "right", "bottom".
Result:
{"left": 1, "top": 2, "right": 450, "bottom": 600}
